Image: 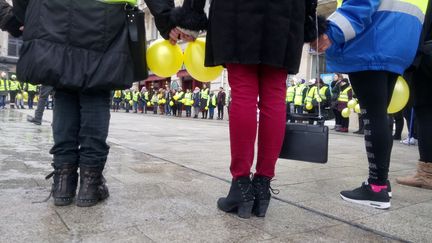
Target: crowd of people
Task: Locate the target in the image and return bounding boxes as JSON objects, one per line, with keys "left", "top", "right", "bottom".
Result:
{"left": 111, "top": 84, "right": 229, "bottom": 120}
{"left": 0, "top": 72, "right": 53, "bottom": 111}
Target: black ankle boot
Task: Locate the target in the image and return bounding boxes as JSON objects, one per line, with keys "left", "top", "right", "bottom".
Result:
{"left": 46, "top": 163, "right": 78, "bottom": 206}
{"left": 77, "top": 166, "right": 109, "bottom": 207}
{"left": 252, "top": 176, "right": 273, "bottom": 217}
{"left": 217, "top": 177, "right": 254, "bottom": 219}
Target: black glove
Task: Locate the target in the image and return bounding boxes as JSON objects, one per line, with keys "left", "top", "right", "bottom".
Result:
{"left": 4, "top": 16, "right": 22, "bottom": 38}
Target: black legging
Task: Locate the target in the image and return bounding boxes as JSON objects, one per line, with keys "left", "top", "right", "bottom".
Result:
{"left": 349, "top": 71, "right": 398, "bottom": 185}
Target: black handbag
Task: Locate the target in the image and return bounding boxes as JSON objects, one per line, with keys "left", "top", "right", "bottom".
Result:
{"left": 279, "top": 11, "right": 329, "bottom": 164}
{"left": 279, "top": 114, "right": 329, "bottom": 163}
{"left": 126, "top": 6, "right": 149, "bottom": 81}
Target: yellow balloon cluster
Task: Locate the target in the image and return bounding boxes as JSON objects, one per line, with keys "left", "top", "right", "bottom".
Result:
{"left": 341, "top": 108, "right": 351, "bottom": 118}
{"left": 388, "top": 76, "right": 410, "bottom": 114}
{"left": 146, "top": 38, "right": 223, "bottom": 82}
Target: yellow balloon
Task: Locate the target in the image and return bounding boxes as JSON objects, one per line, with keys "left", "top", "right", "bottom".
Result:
{"left": 16, "top": 94, "right": 22, "bottom": 100}
{"left": 205, "top": 106, "right": 209, "bottom": 110}
{"left": 354, "top": 104, "right": 361, "bottom": 113}
{"left": 147, "top": 39, "right": 183, "bottom": 78}
{"left": 388, "top": 76, "right": 410, "bottom": 114}
{"left": 347, "top": 99, "right": 357, "bottom": 109}
{"left": 173, "top": 95, "right": 179, "bottom": 101}
{"left": 129, "top": 100, "right": 133, "bottom": 106}
{"left": 341, "top": 108, "right": 351, "bottom": 118}
{"left": 184, "top": 38, "right": 223, "bottom": 82}
{"left": 305, "top": 103, "right": 313, "bottom": 110}
{"left": 147, "top": 101, "right": 151, "bottom": 107}
{"left": 23, "top": 91, "right": 28, "bottom": 101}
{"left": 169, "top": 101, "right": 174, "bottom": 106}
{"left": 190, "top": 100, "right": 194, "bottom": 105}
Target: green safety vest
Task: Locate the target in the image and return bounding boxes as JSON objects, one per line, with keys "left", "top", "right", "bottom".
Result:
{"left": 201, "top": 88, "right": 209, "bottom": 99}
{"left": 286, "top": 86, "right": 296, "bottom": 103}
{"left": 294, "top": 84, "right": 306, "bottom": 106}
{"left": 338, "top": 87, "right": 352, "bottom": 103}
{"left": 207, "top": 95, "right": 217, "bottom": 107}
{"left": 143, "top": 91, "right": 149, "bottom": 100}
{"left": 124, "top": 91, "right": 132, "bottom": 100}
{"left": 305, "top": 86, "right": 322, "bottom": 105}
{"left": 319, "top": 86, "right": 329, "bottom": 101}
{"left": 133, "top": 91, "right": 140, "bottom": 102}
{"left": 0, "top": 79, "right": 7, "bottom": 91}
{"left": 27, "top": 83, "right": 37, "bottom": 92}
{"left": 151, "top": 94, "right": 158, "bottom": 103}
{"left": 9, "top": 80, "right": 20, "bottom": 91}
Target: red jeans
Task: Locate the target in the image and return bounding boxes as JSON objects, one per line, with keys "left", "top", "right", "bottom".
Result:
{"left": 227, "top": 64, "right": 288, "bottom": 179}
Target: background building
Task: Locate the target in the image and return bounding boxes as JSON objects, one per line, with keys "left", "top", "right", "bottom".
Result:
{"left": 0, "top": 0, "right": 21, "bottom": 76}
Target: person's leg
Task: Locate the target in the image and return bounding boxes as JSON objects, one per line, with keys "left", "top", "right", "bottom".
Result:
{"left": 76, "top": 90, "right": 110, "bottom": 206}
{"left": 50, "top": 90, "right": 80, "bottom": 167}
{"left": 340, "top": 71, "right": 397, "bottom": 209}
{"left": 48, "top": 89, "right": 80, "bottom": 206}
{"left": 218, "top": 64, "right": 258, "bottom": 218}
{"left": 28, "top": 92, "right": 35, "bottom": 109}
{"left": 0, "top": 95, "right": 5, "bottom": 108}
{"left": 33, "top": 86, "right": 52, "bottom": 122}
{"left": 393, "top": 111, "right": 404, "bottom": 140}
{"left": 397, "top": 56, "right": 432, "bottom": 189}
{"left": 255, "top": 65, "right": 288, "bottom": 179}
{"left": 9, "top": 91, "right": 16, "bottom": 108}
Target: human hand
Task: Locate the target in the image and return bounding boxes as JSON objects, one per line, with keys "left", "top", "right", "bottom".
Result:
{"left": 169, "top": 28, "right": 196, "bottom": 44}
{"left": 310, "top": 34, "right": 332, "bottom": 53}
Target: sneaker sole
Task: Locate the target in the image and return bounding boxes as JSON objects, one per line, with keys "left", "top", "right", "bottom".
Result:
{"left": 340, "top": 194, "right": 390, "bottom": 209}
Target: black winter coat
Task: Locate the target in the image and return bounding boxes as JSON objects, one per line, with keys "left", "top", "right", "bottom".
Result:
{"left": 13, "top": 0, "right": 134, "bottom": 91}
{"left": 145, "top": 0, "right": 321, "bottom": 74}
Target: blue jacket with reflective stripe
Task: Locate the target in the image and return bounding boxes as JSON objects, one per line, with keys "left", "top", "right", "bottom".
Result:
{"left": 325, "top": 0, "right": 425, "bottom": 75}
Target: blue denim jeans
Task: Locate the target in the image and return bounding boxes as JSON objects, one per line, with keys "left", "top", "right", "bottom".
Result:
{"left": 50, "top": 89, "right": 111, "bottom": 167}
{"left": 0, "top": 95, "right": 6, "bottom": 108}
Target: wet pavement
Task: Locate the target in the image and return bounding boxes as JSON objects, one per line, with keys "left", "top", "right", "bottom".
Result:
{"left": 1, "top": 109, "right": 431, "bottom": 242}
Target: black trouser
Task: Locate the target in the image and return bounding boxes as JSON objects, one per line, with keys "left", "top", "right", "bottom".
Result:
{"left": 357, "top": 113, "right": 365, "bottom": 132}
{"left": 185, "top": 105, "right": 192, "bottom": 117}
{"left": 349, "top": 71, "right": 398, "bottom": 185}
{"left": 50, "top": 89, "right": 111, "bottom": 168}
{"left": 9, "top": 91, "right": 18, "bottom": 104}
{"left": 201, "top": 98, "right": 208, "bottom": 118}
{"left": 177, "top": 103, "right": 183, "bottom": 116}
{"left": 391, "top": 111, "right": 404, "bottom": 139}
{"left": 28, "top": 91, "right": 36, "bottom": 109}
{"left": 34, "top": 85, "right": 53, "bottom": 122}
{"left": 409, "top": 55, "right": 432, "bottom": 162}
{"left": 217, "top": 104, "right": 224, "bottom": 119}
{"left": 334, "top": 109, "right": 343, "bottom": 127}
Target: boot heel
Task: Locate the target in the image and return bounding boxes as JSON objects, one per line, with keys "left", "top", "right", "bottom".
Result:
{"left": 253, "top": 199, "right": 270, "bottom": 217}
{"left": 237, "top": 201, "right": 254, "bottom": 219}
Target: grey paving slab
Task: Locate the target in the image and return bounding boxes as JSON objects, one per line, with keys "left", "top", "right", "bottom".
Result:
{"left": 2, "top": 108, "right": 429, "bottom": 242}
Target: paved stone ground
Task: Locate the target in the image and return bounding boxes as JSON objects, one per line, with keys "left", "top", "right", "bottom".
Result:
{"left": 0, "top": 108, "right": 431, "bottom": 243}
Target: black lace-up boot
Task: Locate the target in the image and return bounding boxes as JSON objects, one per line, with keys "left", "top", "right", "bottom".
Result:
{"left": 252, "top": 175, "right": 274, "bottom": 217}
{"left": 76, "top": 166, "right": 109, "bottom": 207}
{"left": 217, "top": 177, "right": 255, "bottom": 219}
{"left": 46, "top": 163, "right": 78, "bottom": 206}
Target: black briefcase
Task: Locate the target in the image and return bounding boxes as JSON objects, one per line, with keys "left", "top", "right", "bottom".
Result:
{"left": 126, "top": 6, "right": 149, "bottom": 81}
{"left": 279, "top": 114, "right": 329, "bottom": 163}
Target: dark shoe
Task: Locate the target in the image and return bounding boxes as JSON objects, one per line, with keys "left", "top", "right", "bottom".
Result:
{"left": 340, "top": 182, "right": 390, "bottom": 209}
{"left": 77, "top": 166, "right": 109, "bottom": 207}
{"left": 353, "top": 130, "right": 364, "bottom": 135}
{"left": 393, "top": 135, "right": 401, "bottom": 140}
{"left": 217, "top": 177, "right": 255, "bottom": 219}
{"left": 27, "top": 117, "right": 42, "bottom": 125}
{"left": 252, "top": 176, "right": 276, "bottom": 217}
{"left": 46, "top": 164, "right": 78, "bottom": 206}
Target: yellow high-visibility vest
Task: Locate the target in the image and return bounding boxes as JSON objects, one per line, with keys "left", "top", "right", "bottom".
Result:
{"left": 114, "top": 90, "right": 122, "bottom": 98}
{"left": 338, "top": 87, "right": 352, "bottom": 103}
{"left": 0, "top": 79, "right": 8, "bottom": 91}
{"left": 286, "top": 86, "right": 296, "bottom": 103}
{"left": 201, "top": 88, "right": 209, "bottom": 99}
{"left": 319, "top": 86, "right": 329, "bottom": 101}
{"left": 294, "top": 84, "right": 307, "bottom": 106}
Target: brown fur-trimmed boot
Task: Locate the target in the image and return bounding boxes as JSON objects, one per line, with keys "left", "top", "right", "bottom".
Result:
{"left": 396, "top": 162, "right": 432, "bottom": 190}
